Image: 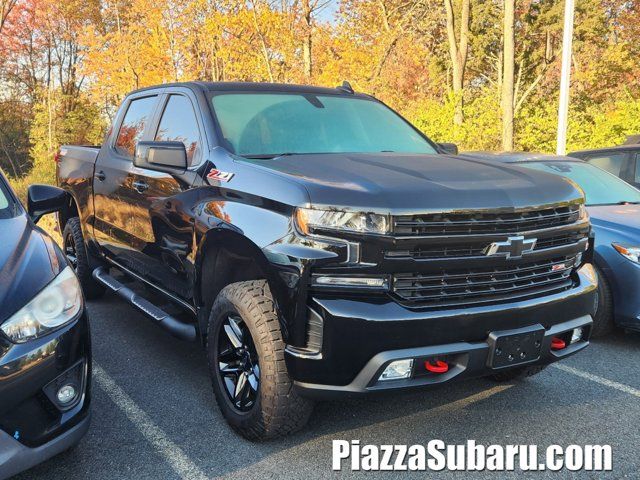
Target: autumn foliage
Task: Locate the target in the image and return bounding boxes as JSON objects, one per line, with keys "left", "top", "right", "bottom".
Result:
{"left": 2, "top": 0, "right": 640, "bottom": 198}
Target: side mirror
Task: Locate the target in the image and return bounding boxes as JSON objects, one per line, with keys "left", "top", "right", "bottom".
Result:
{"left": 27, "top": 184, "right": 67, "bottom": 223}
{"left": 438, "top": 142, "right": 459, "bottom": 155}
{"left": 134, "top": 141, "right": 187, "bottom": 173}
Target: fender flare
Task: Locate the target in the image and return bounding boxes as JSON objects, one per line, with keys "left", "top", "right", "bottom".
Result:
{"left": 194, "top": 227, "right": 291, "bottom": 341}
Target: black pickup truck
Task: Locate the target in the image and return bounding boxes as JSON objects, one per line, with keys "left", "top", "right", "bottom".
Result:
{"left": 56, "top": 81, "right": 597, "bottom": 439}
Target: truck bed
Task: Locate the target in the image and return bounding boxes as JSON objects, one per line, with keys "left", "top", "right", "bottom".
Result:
{"left": 58, "top": 145, "right": 101, "bottom": 164}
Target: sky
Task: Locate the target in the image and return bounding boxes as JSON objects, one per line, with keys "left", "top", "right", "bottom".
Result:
{"left": 317, "top": 0, "right": 339, "bottom": 24}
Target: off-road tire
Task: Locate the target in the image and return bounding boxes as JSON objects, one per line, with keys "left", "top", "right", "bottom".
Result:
{"left": 490, "top": 365, "right": 547, "bottom": 382}
{"left": 62, "top": 217, "right": 105, "bottom": 300}
{"left": 591, "top": 266, "right": 614, "bottom": 338}
{"left": 206, "top": 280, "right": 314, "bottom": 440}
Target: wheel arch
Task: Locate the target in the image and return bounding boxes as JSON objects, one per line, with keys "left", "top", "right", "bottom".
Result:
{"left": 58, "top": 189, "right": 80, "bottom": 233}
{"left": 195, "top": 228, "right": 289, "bottom": 343}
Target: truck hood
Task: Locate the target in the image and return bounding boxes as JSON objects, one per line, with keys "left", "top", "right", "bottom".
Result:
{"left": 247, "top": 153, "right": 583, "bottom": 213}
{"left": 0, "top": 215, "right": 59, "bottom": 323}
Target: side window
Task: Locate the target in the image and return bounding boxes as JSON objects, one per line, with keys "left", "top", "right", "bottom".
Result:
{"left": 587, "top": 153, "right": 626, "bottom": 177}
{"left": 635, "top": 154, "right": 640, "bottom": 184}
{"left": 115, "top": 96, "right": 157, "bottom": 158}
{"left": 155, "top": 95, "right": 200, "bottom": 165}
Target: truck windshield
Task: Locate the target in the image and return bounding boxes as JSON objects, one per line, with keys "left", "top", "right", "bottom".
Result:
{"left": 521, "top": 161, "right": 640, "bottom": 206}
{"left": 210, "top": 93, "right": 437, "bottom": 158}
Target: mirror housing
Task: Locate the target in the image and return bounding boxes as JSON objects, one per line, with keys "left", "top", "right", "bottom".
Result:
{"left": 134, "top": 141, "right": 187, "bottom": 173}
{"left": 27, "top": 184, "right": 67, "bottom": 223}
{"left": 438, "top": 142, "right": 459, "bottom": 155}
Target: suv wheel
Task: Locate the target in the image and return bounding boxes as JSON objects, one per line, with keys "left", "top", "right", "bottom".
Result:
{"left": 490, "top": 365, "right": 547, "bottom": 382}
{"left": 591, "top": 266, "right": 614, "bottom": 338}
{"left": 206, "top": 280, "right": 314, "bottom": 440}
{"left": 62, "top": 217, "right": 105, "bottom": 300}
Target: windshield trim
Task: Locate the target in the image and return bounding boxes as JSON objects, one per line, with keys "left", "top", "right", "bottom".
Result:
{"left": 207, "top": 90, "right": 440, "bottom": 156}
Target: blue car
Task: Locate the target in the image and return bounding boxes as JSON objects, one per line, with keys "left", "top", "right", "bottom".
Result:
{"left": 461, "top": 152, "right": 640, "bottom": 337}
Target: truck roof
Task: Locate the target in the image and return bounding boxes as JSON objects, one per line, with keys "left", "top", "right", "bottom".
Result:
{"left": 569, "top": 144, "right": 640, "bottom": 156}
{"left": 128, "top": 81, "right": 368, "bottom": 98}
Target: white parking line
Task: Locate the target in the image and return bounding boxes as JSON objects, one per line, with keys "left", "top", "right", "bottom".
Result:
{"left": 552, "top": 363, "right": 640, "bottom": 398}
{"left": 93, "top": 363, "right": 209, "bottom": 480}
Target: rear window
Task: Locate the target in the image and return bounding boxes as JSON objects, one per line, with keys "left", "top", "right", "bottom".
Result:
{"left": 115, "top": 96, "right": 157, "bottom": 158}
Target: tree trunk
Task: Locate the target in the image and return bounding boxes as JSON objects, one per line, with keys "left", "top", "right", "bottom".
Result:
{"left": 444, "top": 0, "right": 470, "bottom": 126}
{"left": 301, "top": 0, "right": 312, "bottom": 79}
{"left": 501, "top": 0, "right": 515, "bottom": 151}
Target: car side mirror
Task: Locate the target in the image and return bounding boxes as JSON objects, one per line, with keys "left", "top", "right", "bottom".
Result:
{"left": 437, "top": 142, "right": 459, "bottom": 155}
{"left": 134, "top": 141, "right": 187, "bottom": 173}
{"left": 27, "top": 184, "right": 67, "bottom": 223}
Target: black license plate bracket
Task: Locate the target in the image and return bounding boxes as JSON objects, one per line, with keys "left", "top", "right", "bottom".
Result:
{"left": 487, "top": 325, "right": 545, "bottom": 369}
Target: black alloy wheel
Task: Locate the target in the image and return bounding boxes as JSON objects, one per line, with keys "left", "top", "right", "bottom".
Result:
{"left": 217, "top": 315, "right": 260, "bottom": 412}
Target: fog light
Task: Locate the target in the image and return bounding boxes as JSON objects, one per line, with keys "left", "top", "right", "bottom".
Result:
{"left": 56, "top": 384, "right": 78, "bottom": 405}
{"left": 379, "top": 359, "right": 413, "bottom": 381}
{"left": 570, "top": 327, "right": 584, "bottom": 344}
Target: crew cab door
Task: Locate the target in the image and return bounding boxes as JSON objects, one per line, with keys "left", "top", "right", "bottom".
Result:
{"left": 93, "top": 93, "right": 161, "bottom": 259}
{"left": 120, "top": 91, "right": 204, "bottom": 300}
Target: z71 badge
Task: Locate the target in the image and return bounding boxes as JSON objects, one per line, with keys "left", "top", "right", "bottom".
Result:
{"left": 206, "top": 168, "right": 234, "bottom": 183}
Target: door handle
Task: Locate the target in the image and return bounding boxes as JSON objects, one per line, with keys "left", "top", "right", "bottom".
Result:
{"left": 95, "top": 171, "right": 106, "bottom": 181}
{"left": 133, "top": 180, "right": 149, "bottom": 193}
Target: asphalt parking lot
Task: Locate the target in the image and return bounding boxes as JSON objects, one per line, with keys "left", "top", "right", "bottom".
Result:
{"left": 15, "top": 291, "right": 640, "bottom": 479}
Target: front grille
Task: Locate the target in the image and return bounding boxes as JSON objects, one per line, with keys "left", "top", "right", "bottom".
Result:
{"left": 393, "top": 256, "right": 576, "bottom": 307}
{"left": 393, "top": 205, "right": 580, "bottom": 236}
{"left": 386, "top": 230, "right": 588, "bottom": 260}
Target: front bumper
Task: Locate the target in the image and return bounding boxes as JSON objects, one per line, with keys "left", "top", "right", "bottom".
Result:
{"left": 287, "top": 264, "right": 597, "bottom": 398}
{"left": 0, "top": 311, "right": 91, "bottom": 478}
{"left": 0, "top": 412, "right": 90, "bottom": 480}
{"left": 602, "top": 257, "right": 640, "bottom": 331}
{"left": 294, "top": 315, "right": 591, "bottom": 398}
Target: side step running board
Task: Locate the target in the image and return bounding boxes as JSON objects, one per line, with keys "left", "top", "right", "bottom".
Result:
{"left": 92, "top": 267, "right": 197, "bottom": 342}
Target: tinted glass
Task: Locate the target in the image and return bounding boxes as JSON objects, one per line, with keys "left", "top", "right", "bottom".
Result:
{"left": 521, "top": 161, "right": 640, "bottom": 205}
{"left": 635, "top": 154, "right": 640, "bottom": 184}
{"left": 155, "top": 95, "right": 200, "bottom": 165}
{"left": 586, "top": 153, "right": 626, "bottom": 176}
{"left": 0, "top": 175, "right": 17, "bottom": 219}
{"left": 115, "top": 96, "right": 157, "bottom": 158}
{"left": 211, "top": 93, "right": 437, "bottom": 157}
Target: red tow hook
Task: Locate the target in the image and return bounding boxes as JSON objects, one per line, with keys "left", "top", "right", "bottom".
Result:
{"left": 425, "top": 360, "right": 449, "bottom": 374}
{"left": 551, "top": 337, "right": 567, "bottom": 350}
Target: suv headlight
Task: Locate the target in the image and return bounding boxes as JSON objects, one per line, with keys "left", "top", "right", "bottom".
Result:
{"left": 612, "top": 243, "right": 640, "bottom": 264}
{"left": 1, "top": 267, "right": 83, "bottom": 343}
{"left": 295, "top": 208, "right": 389, "bottom": 235}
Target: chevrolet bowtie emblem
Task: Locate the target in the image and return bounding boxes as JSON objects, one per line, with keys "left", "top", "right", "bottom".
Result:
{"left": 484, "top": 236, "right": 537, "bottom": 259}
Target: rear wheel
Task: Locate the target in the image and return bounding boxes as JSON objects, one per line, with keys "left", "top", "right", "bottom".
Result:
{"left": 490, "top": 365, "right": 547, "bottom": 382}
{"left": 206, "top": 280, "right": 314, "bottom": 440}
{"left": 591, "top": 266, "right": 614, "bottom": 338}
{"left": 63, "top": 217, "right": 105, "bottom": 300}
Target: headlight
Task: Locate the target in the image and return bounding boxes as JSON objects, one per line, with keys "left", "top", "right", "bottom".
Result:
{"left": 612, "top": 243, "right": 640, "bottom": 264}
{"left": 1, "top": 267, "right": 82, "bottom": 343}
{"left": 578, "top": 204, "right": 589, "bottom": 221}
{"left": 295, "top": 208, "right": 389, "bottom": 235}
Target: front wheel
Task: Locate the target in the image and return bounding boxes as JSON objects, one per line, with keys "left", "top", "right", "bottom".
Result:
{"left": 206, "top": 280, "right": 314, "bottom": 440}
{"left": 591, "top": 266, "right": 614, "bottom": 338}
